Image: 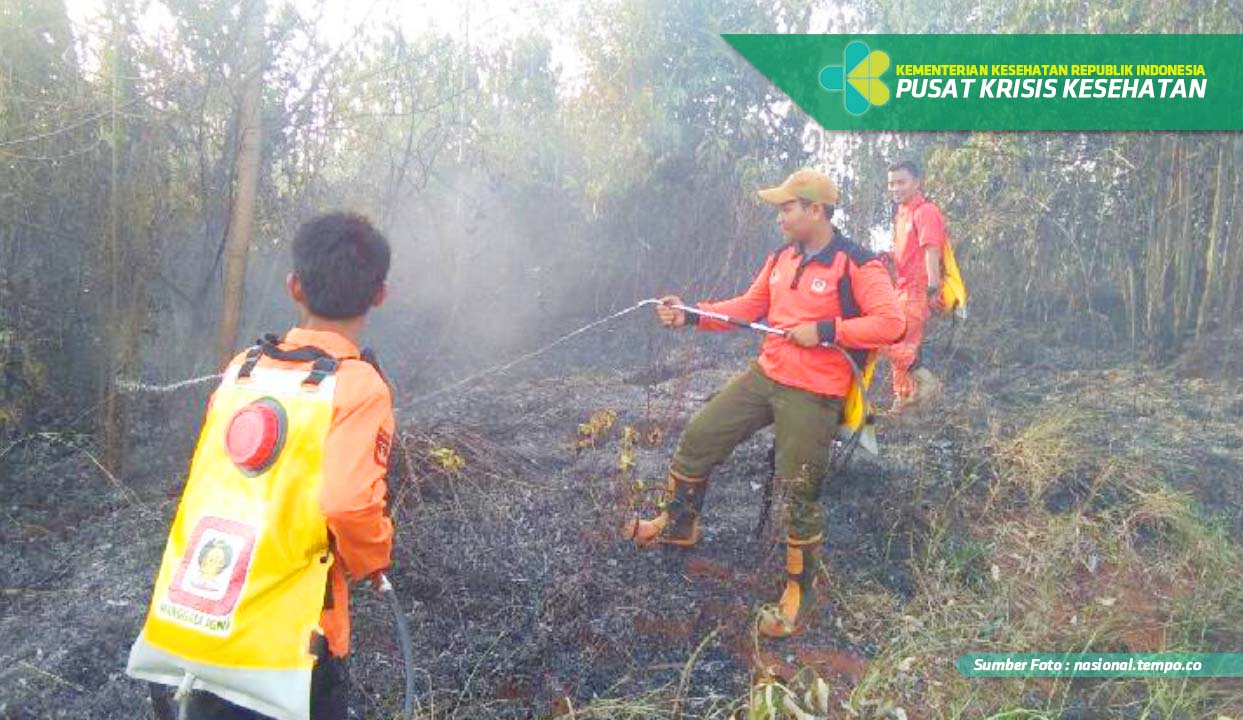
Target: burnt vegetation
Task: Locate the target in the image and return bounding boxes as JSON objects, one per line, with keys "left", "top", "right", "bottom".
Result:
{"left": 3, "top": 0, "right": 1243, "bottom": 718}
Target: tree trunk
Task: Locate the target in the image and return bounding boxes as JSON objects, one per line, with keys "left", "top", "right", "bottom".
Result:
{"left": 1223, "top": 138, "right": 1243, "bottom": 333}
{"left": 99, "top": 0, "right": 126, "bottom": 475}
{"left": 1194, "top": 140, "right": 1227, "bottom": 339}
{"left": 1143, "top": 137, "right": 1170, "bottom": 353}
{"left": 214, "top": 0, "right": 266, "bottom": 369}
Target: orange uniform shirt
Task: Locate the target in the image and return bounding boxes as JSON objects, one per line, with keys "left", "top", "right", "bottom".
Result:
{"left": 220, "top": 327, "right": 395, "bottom": 657}
{"left": 693, "top": 232, "right": 905, "bottom": 398}
{"left": 892, "top": 193, "right": 946, "bottom": 290}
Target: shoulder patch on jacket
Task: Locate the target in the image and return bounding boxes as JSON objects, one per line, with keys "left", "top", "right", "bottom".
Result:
{"left": 375, "top": 427, "right": 392, "bottom": 468}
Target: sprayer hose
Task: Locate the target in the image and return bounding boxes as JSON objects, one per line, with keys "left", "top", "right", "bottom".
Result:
{"left": 380, "top": 577, "right": 417, "bottom": 720}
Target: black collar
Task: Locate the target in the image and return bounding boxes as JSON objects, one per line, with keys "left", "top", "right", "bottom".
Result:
{"left": 792, "top": 229, "right": 847, "bottom": 267}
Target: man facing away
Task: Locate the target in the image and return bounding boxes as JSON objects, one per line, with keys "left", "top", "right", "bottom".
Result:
{"left": 624, "top": 169, "right": 905, "bottom": 637}
{"left": 128, "top": 213, "right": 395, "bottom": 720}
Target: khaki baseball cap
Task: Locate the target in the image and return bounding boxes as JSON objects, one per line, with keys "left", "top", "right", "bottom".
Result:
{"left": 757, "top": 168, "right": 840, "bottom": 206}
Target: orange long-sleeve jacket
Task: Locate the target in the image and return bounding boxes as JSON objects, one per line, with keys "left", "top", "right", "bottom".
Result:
{"left": 222, "top": 327, "right": 394, "bottom": 657}
{"left": 892, "top": 193, "right": 947, "bottom": 291}
{"left": 692, "top": 231, "right": 905, "bottom": 398}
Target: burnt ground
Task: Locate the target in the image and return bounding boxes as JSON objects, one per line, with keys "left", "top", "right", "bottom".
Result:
{"left": 2, "top": 318, "right": 1242, "bottom": 719}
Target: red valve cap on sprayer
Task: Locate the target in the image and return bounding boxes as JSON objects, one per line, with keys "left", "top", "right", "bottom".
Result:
{"left": 224, "top": 398, "right": 287, "bottom": 475}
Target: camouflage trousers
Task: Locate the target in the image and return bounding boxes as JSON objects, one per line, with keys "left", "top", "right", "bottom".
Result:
{"left": 671, "top": 363, "right": 841, "bottom": 539}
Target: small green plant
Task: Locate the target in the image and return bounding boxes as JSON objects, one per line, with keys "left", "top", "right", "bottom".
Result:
{"left": 428, "top": 446, "right": 466, "bottom": 474}
{"left": 576, "top": 408, "right": 618, "bottom": 451}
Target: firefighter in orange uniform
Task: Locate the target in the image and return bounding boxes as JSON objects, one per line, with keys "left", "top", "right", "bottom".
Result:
{"left": 625, "top": 169, "right": 905, "bottom": 637}
{"left": 128, "top": 213, "right": 395, "bottom": 720}
{"left": 882, "top": 159, "right": 946, "bottom": 411}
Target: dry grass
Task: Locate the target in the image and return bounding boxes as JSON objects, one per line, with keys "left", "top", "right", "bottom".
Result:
{"left": 989, "top": 407, "right": 1094, "bottom": 507}
{"left": 542, "top": 356, "right": 1243, "bottom": 720}
{"left": 768, "top": 376, "right": 1243, "bottom": 720}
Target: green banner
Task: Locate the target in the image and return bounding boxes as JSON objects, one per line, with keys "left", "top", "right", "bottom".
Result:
{"left": 958, "top": 653, "right": 1243, "bottom": 677}
{"left": 721, "top": 34, "right": 1243, "bottom": 130}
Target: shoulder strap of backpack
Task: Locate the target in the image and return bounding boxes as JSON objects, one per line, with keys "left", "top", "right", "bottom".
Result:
{"left": 358, "top": 346, "right": 393, "bottom": 392}
{"left": 832, "top": 236, "right": 877, "bottom": 371}
{"left": 235, "top": 333, "right": 343, "bottom": 387}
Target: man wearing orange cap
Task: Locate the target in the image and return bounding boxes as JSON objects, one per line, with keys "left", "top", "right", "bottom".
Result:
{"left": 882, "top": 159, "right": 946, "bottom": 411}
{"left": 624, "top": 169, "right": 904, "bottom": 637}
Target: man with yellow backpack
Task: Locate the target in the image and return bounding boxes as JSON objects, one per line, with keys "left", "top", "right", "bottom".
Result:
{"left": 625, "top": 169, "right": 905, "bottom": 638}
{"left": 882, "top": 160, "right": 967, "bottom": 412}
{"left": 126, "top": 213, "right": 396, "bottom": 720}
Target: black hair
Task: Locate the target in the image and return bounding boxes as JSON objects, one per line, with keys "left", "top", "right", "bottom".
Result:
{"left": 798, "top": 198, "right": 836, "bottom": 221}
{"left": 197, "top": 539, "right": 234, "bottom": 570}
{"left": 292, "top": 213, "right": 391, "bottom": 319}
{"left": 887, "top": 159, "right": 922, "bottom": 178}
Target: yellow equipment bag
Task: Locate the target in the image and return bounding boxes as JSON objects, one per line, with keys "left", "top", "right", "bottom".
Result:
{"left": 127, "top": 343, "right": 341, "bottom": 720}
{"left": 937, "top": 237, "right": 968, "bottom": 320}
{"left": 831, "top": 248, "right": 883, "bottom": 456}
{"left": 836, "top": 350, "right": 879, "bottom": 455}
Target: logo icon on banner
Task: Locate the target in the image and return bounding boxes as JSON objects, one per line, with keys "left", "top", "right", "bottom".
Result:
{"left": 819, "top": 40, "right": 891, "bottom": 115}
